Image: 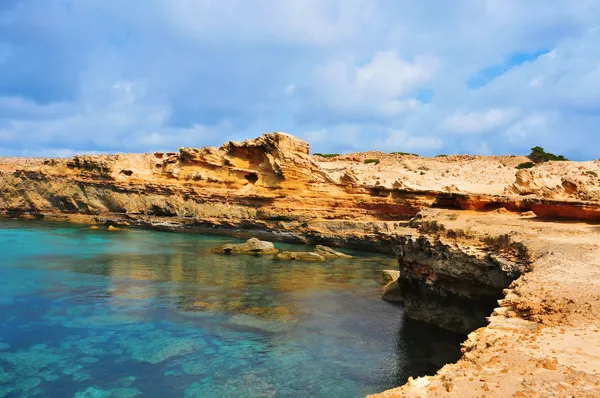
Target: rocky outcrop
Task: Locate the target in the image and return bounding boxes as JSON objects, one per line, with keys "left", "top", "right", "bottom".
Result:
{"left": 314, "top": 245, "right": 352, "bottom": 259}
{"left": 504, "top": 162, "right": 600, "bottom": 201}
{"left": 210, "top": 238, "right": 278, "bottom": 255}
{"left": 276, "top": 251, "right": 325, "bottom": 261}
{"left": 380, "top": 270, "right": 402, "bottom": 302}
{"left": 391, "top": 235, "right": 524, "bottom": 332}
{"left": 370, "top": 208, "right": 600, "bottom": 398}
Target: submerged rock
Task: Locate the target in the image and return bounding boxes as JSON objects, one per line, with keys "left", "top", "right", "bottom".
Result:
{"left": 210, "top": 238, "right": 278, "bottom": 255}
{"left": 276, "top": 251, "right": 325, "bottom": 261}
{"left": 314, "top": 245, "right": 353, "bottom": 259}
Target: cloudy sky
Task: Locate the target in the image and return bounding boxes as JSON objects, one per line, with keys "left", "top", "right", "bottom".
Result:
{"left": 1, "top": 0, "right": 599, "bottom": 159}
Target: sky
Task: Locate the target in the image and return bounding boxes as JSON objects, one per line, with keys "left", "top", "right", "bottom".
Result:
{"left": 0, "top": 0, "right": 599, "bottom": 159}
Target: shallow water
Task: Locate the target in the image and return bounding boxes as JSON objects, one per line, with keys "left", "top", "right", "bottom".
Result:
{"left": 0, "top": 220, "right": 464, "bottom": 397}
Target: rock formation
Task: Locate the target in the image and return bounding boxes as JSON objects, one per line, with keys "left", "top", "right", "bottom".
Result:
{"left": 1, "top": 132, "right": 600, "bottom": 396}
{"left": 380, "top": 270, "right": 402, "bottom": 302}
{"left": 210, "top": 238, "right": 278, "bottom": 255}
{"left": 276, "top": 251, "right": 325, "bottom": 261}
{"left": 314, "top": 245, "right": 352, "bottom": 259}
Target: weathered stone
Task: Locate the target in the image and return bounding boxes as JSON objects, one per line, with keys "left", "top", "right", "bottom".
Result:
{"left": 382, "top": 269, "right": 400, "bottom": 283}
{"left": 276, "top": 251, "right": 325, "bottom": 261}
{"left": 210, "top": 238, "right": 278, "bottom": 255}
{"left": 314, "top": 245, "right": 352, "bottom": 259}
{"left": 381, "top": 269, "right": 403, "bottom": 302}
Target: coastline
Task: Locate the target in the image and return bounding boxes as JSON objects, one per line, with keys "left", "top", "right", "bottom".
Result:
{"left": 1, "top": 133, "right": 599, "bottom": 397}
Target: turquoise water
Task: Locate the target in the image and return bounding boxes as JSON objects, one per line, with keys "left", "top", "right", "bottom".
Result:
{"left": 0, "top": 220, "right": 464, "bottom": 397}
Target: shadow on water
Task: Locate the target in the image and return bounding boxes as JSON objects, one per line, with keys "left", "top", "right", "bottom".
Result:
{"left": 394, "top": 316, "right": 465, "bottom": 383}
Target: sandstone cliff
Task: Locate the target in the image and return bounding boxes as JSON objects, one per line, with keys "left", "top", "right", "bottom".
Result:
{"left": 1, "top": 132, "right": 599, "bottom": 232}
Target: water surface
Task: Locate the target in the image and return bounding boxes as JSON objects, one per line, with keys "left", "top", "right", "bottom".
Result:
{"left": 0, "top": 220, "right": 464, "bottom": 397}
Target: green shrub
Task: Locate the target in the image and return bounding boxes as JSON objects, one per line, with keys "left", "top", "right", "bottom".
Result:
{"left": 587, "top": 170, "right": 598, "bottom": 177}
{"left": 528, "top": 146, "right": 568, "bottom": 163}
{"left": 435, "top": 154, "right": 449, "bottom": 158}
{"left": 313, "top": 153, "right": 340, "bottom": 158}
{"left": 390, "top": 152, "right": 418, "bottom": 156}
{"left": 516, "top": 162, "right": 535, "bottom": 170}
{"left": 364, "top": 158, "right": 380, "bottom": 165}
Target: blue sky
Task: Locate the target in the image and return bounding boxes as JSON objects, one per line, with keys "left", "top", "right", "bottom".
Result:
{"left": 0, "top": 0, "right": 599, "bottom": 159}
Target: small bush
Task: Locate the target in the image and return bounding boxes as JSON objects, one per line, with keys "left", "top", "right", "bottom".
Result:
{"left": 528, "top": 146, "right": 568, "bottom": 163}
{"left": 435, "top": 154, "right": 449, "bottom": 158}
{"left": 364, "top": 158, "right": 380, "bottom": 165}
{"left": 516, "top": 162, "right": 535, "bottom": 170}
{"left": 587, "top": 170, "right": 598, "bottom": 177}
{"left": 390, "top": 152, "right": 418, "bottom": 156}
{"left": 313, "top": 153, "right": 340, "bottom": 158}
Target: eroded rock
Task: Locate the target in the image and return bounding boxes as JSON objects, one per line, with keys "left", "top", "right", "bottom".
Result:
{"left": 276, "top": 251, "right": 325, "bottom": 261}
{"left": 210, "top": 238, "right": 278, "bottom": 255}
{"left": 314, "top": 245, "right": 352, "bottom": 259}
{"left": 381, "top": 269, "right": 403, "bottom": 302}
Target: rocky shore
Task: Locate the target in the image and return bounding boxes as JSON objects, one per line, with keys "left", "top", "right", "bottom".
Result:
{"left": 1, "top": 132, "right": 599, "bottom": 397}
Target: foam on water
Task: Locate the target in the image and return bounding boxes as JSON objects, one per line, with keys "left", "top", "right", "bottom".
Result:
{"left": 0, "top": 220, "right": 464, "bottom": 397}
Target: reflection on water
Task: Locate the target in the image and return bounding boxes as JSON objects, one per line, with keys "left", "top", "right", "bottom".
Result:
{"left": 0, "top": 220, "right": 464, "bottom": 397}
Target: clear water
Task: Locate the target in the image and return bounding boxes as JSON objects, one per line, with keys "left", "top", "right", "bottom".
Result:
{"left": 0, "top": 220, "right": 464, "bottom": 398}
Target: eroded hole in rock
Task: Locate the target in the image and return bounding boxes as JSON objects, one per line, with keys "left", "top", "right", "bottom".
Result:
{"left": 120, "top": 169, "right": 133, "bottom": 176}
{"left": 245, "top": 173, "right": 259, "bottom": 184}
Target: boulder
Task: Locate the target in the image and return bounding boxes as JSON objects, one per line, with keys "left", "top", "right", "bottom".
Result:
{"left": 381, "top": 269, "right": 403, "bottom": 302}
{"left": 210, "top": 238, "right": 278, "bottom": 255}
{"left": 314, "top": 245, "right": 352, "bottom": 259}
{"left": 276, "top": 251, "right": 325, "bottom": 261}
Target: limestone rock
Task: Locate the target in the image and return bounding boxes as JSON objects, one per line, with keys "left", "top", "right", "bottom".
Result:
{"left": 382, "top": 269, "right": 400, "bottom": 283}
{"left": 314, "top": 245, "right": 352, "bottom": 259}
{"left": 381, "top": 269, "right": 403, "bottom": 302}
{"left": 211, "top": 238, "right": 278, "bottom": 255}
{"left": 276, "top": 251, "right": 325, "bottom": 261}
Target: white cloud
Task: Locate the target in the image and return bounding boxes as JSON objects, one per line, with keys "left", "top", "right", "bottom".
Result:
{"left": 1, "top": 0, "right": 600, "bottom": 159}
{"left": 162, "top": 0, "right": 377, "bottom": 46}
{"left": 443, "top": 108, "right": 520, "bottom": 134}
{"left": 380, "top": 130, "right": 443, "bottom": 151}
{"left": 505, "top": 114, "right": 547, "bottom": 142}
{"left": 302, "top": 51, "right": 437, "bottom": 120}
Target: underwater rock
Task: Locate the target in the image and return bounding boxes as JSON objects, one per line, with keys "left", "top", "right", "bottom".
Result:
{"left": 74, "top": 386, "right": 142, "bottom": 398}
{"left": 210, "top": 238, "right": 278, "bottom": 255}
{"left": 314, "top": 245, "right": 352, "bottom": 259}
{"left": 276, "top": 251, "right": 325, "bottom": 261}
